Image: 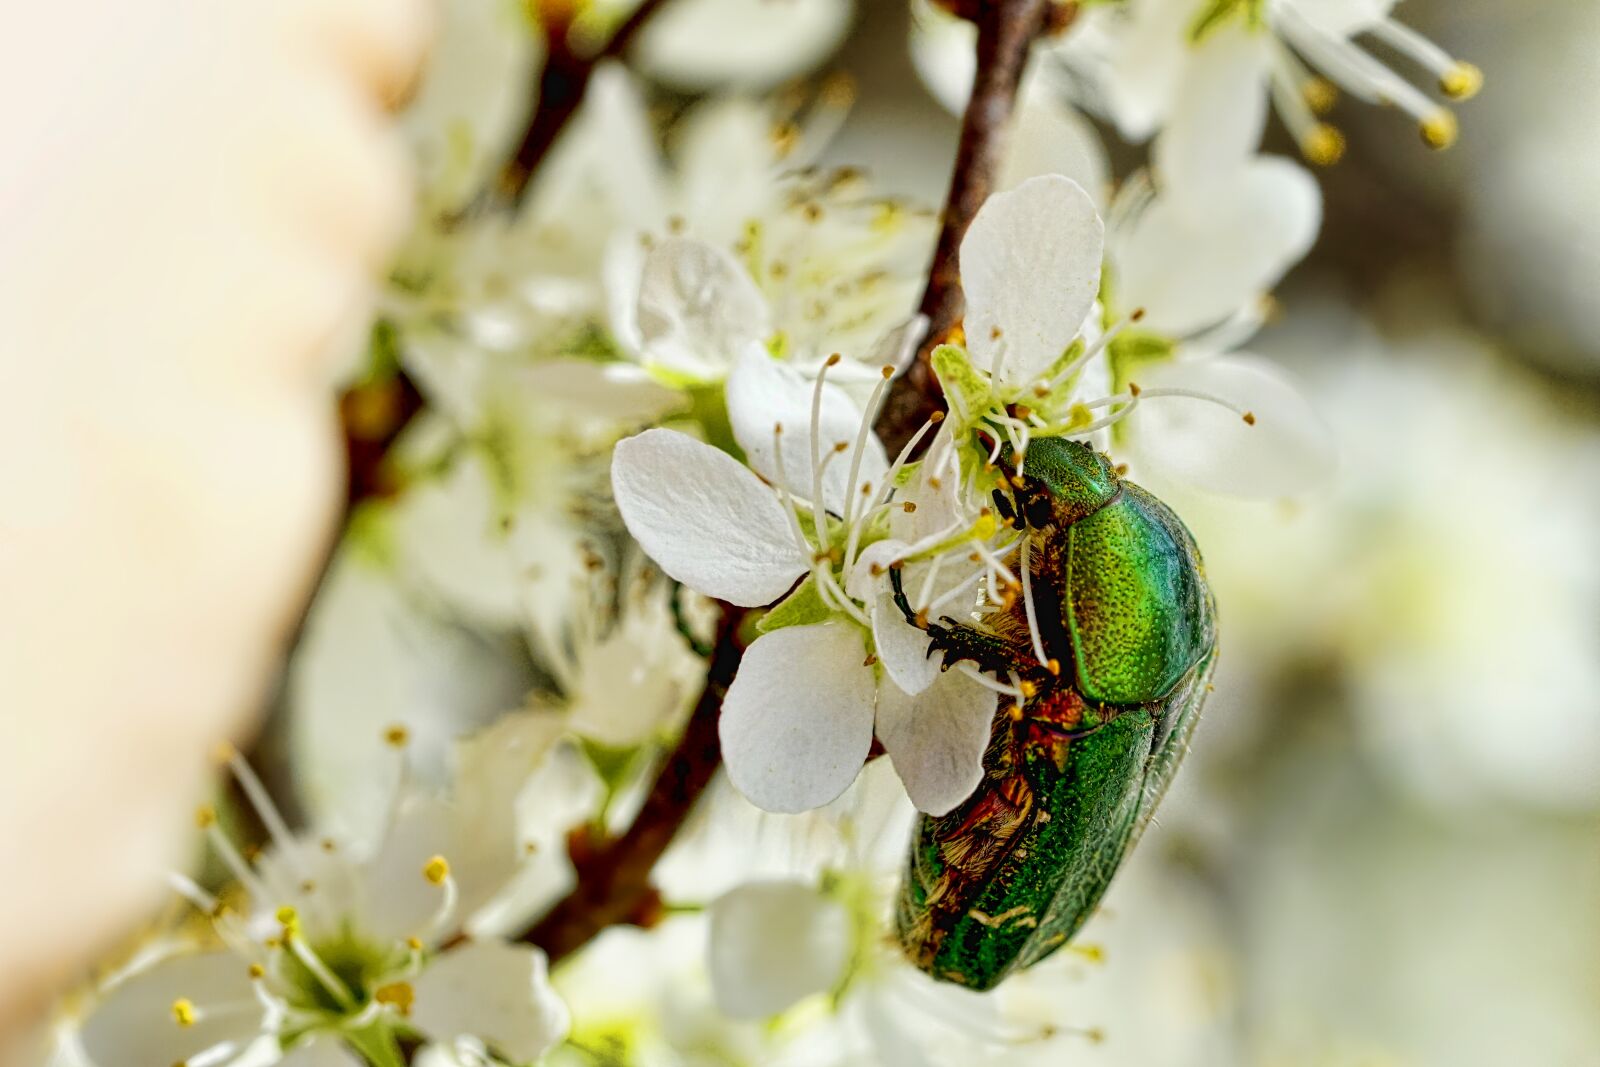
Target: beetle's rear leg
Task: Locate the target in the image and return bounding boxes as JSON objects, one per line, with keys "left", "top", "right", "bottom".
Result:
{"left": 890, "top": 567, "right": 1029, "bottom": 677}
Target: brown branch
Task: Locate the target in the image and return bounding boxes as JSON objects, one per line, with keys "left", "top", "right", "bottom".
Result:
{"left": 498, "top": 0, "right": 673, "bottom": 204}
{"left": 874, "top": 0, "right": 1058, "bottom": 453}
{"left": 521, "top": 606, "right": 747, "bottom": 965}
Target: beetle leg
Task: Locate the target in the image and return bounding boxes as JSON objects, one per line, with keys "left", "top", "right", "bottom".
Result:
{"left": 991, "top": 488, "right": 1021, "bottom": 530}
{"left": 926, "top": 616, "right": 1030, "bottom": 676}
{"left": 889, "top": 557, "right": 1033, "bottom": 676}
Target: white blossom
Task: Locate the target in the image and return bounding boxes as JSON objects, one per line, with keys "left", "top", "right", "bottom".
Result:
{"left": 611, "top": 335, "right": 1004, "bottom": 815}
{"left": 71, "top": 727, "right": 571, "bottom": 1067}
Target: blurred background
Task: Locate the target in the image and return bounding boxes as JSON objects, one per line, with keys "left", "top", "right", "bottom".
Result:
{"left": 821, "top": 1, "right": 1600, "bottom": 1063}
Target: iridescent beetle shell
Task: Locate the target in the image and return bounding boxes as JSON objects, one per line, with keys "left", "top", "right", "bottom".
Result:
{"left": 894, "top": 437, "right": 1217, "bottom": 990}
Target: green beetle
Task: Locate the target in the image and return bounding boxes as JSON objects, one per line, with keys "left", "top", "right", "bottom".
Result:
{"left": 893, "top": 435, "right": 1216, "bottom": 990}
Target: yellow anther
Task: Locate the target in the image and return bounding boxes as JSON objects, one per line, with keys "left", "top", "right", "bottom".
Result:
{"left": 1439, "top": 61, "right": 1483, "bottom": 101}
{"left": 1127, "top": 381, "right": 1142, "bottom": 397}
{"left": 971, "top": 512, "right": 998, "bottom": 539}
{"left": 1046, "top": 658, "right": 1061, "bottom": 676}
{"left": 1018, "top": 680, "right": 1038, "bottom": 699}
{"left": 1242, "top": 411, "right": 1257, "bottom": 426}
{"left": 929, "top": 410, "right": 945, "bottom": 424}
{"left": 212, "top": 741, "right": 237, "bottom": 764}
{"left": 881, "top": 365, "right": 895, "bottom": 380}
{"left": 194, "top": 805, "right": 217, "bottom": 829}
{"left": 423, "top": 856, "right": 451, "bottom": 885}
{"left": 902, "top": 501, "right": 917, "bottom": 513}
{"left": 406, "top": 936, "right": 424, "bottom": 951}
{"left": 275, "top": 905, "right": 299, "bottom": 935}
{"left": 1070, "top": 942, "right": 1106, "bottom": 963}
{"left": 1008, "top": 704, "right": 1026, "bottom": 722}
{"left": 772, "top": 121, "right": 800, "bottom": 158}
{"left": 384, "top": 724, "right": 410, "bottom": 748}
{"left": 374, "top": 981, "right": 415, "bottom": 1017}
{"left": 248, "top": 964, "right": 265, "bottom": 979}
{"left": 1419, "top": 110, "right": 1458, "bottom": 150}
{"left": 171, "top": 999, "right": 197, "bottom": 1028}
{"left": 320, "top": 838, "right": 337, "bottom": 853}
{"left": 1302, "top": 124, "right": 1346, "bottom": 167}
{"left": 1302, "top": 77, "right": 1339, "bottom": 114}
{"left": 825, "top": 352, "right": 842, "bottom": 367}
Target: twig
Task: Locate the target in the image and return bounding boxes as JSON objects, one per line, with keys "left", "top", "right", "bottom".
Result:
{"left": 498, "top": 0, "right": 673, "bottom": 204}
{"left": 522, "top": 606, "right": 746, "bottom": 964}
{"left": 875, "top": 0, "right": 1058, "bottom": 453}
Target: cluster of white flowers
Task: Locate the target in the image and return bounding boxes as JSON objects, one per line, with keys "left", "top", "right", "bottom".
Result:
{"left": 42, "top": 2, "right": 1512, "bottom": 1065}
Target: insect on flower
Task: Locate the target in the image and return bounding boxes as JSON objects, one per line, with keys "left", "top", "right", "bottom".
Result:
{"left": 895, "top": 435, "right": 1216, "bottom": 990}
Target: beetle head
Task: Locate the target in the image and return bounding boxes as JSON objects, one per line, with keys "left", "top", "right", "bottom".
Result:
{"left": 1000, "top": 436, "right": 1119, "bottom": 528}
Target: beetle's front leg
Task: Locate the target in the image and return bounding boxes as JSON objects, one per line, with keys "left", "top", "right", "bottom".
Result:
{"left": 890, "top": 567, "right": 1028, "bottom": 677}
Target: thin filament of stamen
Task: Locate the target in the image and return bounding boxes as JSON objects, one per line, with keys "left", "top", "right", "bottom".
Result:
{"left": 808, "top": 358, "right": 836, "bottom": 532}
{"left": 956, "top": 663, "right": 1022, "bottom": 699}
{"left": 1369, "top": 17, "right": 1456, "bottom": 79}
{"left": 1018, "top": 539, "right": 1051, "bottom": 668}
{"left": 842, "top": 368, "right": 896, "bottom": 529}
{"left": 925, "top": 566, "right": 987, "bottom": 614}
{"left": 915, "top": 552, "right": 947, "bottom": 610}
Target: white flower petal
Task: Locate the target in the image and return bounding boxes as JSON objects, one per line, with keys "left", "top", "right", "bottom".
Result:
{"left": 962, "top": 175, "right": 1104, "bottom": 386}
{"left": 1001, "top": 90, "right": 1111, "bottom": 208}
{"left": 287, "top": 549, "right": 532, "bottom": 845}
{"left": 726, "top": 345, "right": 888, "bottom": 514}
{"left": 78, "top": 952, "right": 263, "bottom": 1067}
{"left": 359, "top": 796, "right": 457, "bottom": 941}
{"left": 561, "top": 64, "right": 666, "bottom": 232}
{"left": 1129, "top": 353, "right": 1336, "bottom": 497}
{"left": 411, "top": 941, "right": 570, "bottom": 1063}
{"left": 874, "top": 597, "right": 942, "bottom": 699}
{"left": 1151, "top": 21, "right": 1271, "bottom": 204}
{"left": 720, "top": 622, "right": 877, "bottom": 813}
{"left": 847, "top": 541, "right": 941, "bottom": 698}
{"left": 1113, "top": 157, "right": 1321, "bottom": 336}
{"left": 869, "top": 314, "right": 931, "bottom": 377}
{"left": 1092, "top": 0, "right": 1194, "bottom": 142}
{"left": 675, "top": 97, "right": 782, "bottom": 247}
{"left": 611, "top": 429, "right": 808, "bottom": 606}
{"left": 908, "top": 0, "right": 976, "bottom": 115}
{"left": 638, "top": 0, "right": 853, "bottom": 91}
{"left": 447, "top": 710, "right": 569, "bottom": 913}
{"left": 707, "top": 880, "right": 854, "bottom": 1019}
{"left": 876, "top": 669, "right": 996, "bottom": 816}
{"left": 518, "top": 359, "right": 683, "bottom": 425}
{"left": 636, "top": 237, "right": 769, "bottom": 379}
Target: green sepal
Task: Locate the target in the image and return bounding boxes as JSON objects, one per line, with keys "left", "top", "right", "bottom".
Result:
{"left": 1188, "top": 0, "right": 1266, "bottom": 41}
{"left": 757, "top": 575, "right": 832, "bottom": 634}
{"left": 1107, "top": 329, "right": 1177, "bottom": 393}
{"left": 338, "top": 1022, "right": 408, "bottom": 1067}
{"left": 930, "top": 344, "right": 992, "bottom": 430}
{"left": 1033, "top": 338, "right": 1088, "bottom": 403}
